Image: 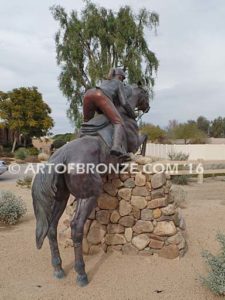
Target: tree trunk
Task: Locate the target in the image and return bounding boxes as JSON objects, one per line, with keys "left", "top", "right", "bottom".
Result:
{"left": 5, "top": 127, "right": 9, "bottom": 145}
{"left": 11, "top": 136, "right": 17, "bottom": 153}
{"left": 23, "top": 136, "right": 27, "bottom": 147}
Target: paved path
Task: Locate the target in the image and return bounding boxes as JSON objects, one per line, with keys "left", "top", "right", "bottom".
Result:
{"left": 0, "top": 163, "right": 36, "bottom": 183}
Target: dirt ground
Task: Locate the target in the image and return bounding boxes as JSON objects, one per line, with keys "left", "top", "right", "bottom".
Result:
{"left": 1, "top": 178, "right": 225, "bottom": 300}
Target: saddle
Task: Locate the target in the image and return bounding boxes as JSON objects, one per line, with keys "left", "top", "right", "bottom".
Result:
{"left": 80, "top": 114, "right": 110, "bottom": 133}
{"left": 80, "top": 114, "right": 114, "bottom": 148}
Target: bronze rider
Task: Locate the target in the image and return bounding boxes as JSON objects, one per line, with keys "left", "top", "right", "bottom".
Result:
{"left": 83, "top": 68, "right": 135, "bottom": 156}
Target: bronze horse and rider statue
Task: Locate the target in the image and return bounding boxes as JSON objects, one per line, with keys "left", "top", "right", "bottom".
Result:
{"left": 32, "top": 67, "right": 150, "bottom": 286}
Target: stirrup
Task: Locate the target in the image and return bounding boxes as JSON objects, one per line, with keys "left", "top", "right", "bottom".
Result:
{"left": 110, "top": 147, "right": 130, "bottom": 160}
{"left": 119, "top": 153, "right": 131, "bottom": 161}
{"left": 110, "top": 148, "right": 124, "bottom": 157}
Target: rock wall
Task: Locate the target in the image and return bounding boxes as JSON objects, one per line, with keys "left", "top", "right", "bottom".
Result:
{"left": 59, "top": 156, "right": 187, "bottom": 259}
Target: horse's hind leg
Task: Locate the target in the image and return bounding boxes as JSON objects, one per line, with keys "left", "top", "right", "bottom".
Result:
{"left": 48, "top": 194, "right": 69, "bottom": 279}
{"left": 71, "top": 196, "right": 97, "bottom": 287}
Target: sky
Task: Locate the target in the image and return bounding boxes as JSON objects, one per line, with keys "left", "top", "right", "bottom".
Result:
{"left": 0, "top": 0, "right": 225, "bottom": 134}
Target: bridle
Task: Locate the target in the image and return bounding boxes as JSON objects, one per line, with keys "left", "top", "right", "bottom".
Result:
{"left": 135, "top": 106, "right": 150, "bottom": 121}
{"left": 135, "top": 86, "right": 150, "bottom": 121}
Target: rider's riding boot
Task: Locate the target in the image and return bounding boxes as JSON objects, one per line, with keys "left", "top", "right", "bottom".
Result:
{"left": 110, "top": 124, "right": 127, "bottom": 157}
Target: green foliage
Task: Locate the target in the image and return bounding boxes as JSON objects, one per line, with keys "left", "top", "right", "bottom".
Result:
{"left": 168, "top": 186, "right": 187, "bottom": 208}
{"left": 166, "top": 116, "right": 225, "bottom": 139}
{"left": 52, "top": 132, "right": 75, "bottom": 149}
{"left": 171, "top": 175, "right": 189, "bottom": 185}
{"left": 53, "top": 133, "right": 75, "bottom": 143}
{"left": 210, "top": 117, "right": 225, "bottom": 138}
{"left": 52, "top": 139, "right": 66, "bottom": 149}
{"left": 0, "top": 87, "right": 54, "bottom": 144}
{"left": 17, "top": 175, "right": 33, "bottom": 189}
{"left": 168, "top": 151, "right": 189, "bottom": 161}
{"left": 196, "top": 116, "right": 210, "bottom": 134}
{"left": 27, "top": 147, "right": 39, "bottom": 156}
{"left": 0, "top": 190, "right": 27, "bottom": 225}
{"left": 1, "top": 147, "right": 14, "bottom": 158}
{"left": 167, "top": 121, "right": 206, "bottom": 144}
{"left": 140, "top": 123, "right": 166, "bottom": 142}
{"left": 51, "top": 2, "right": 159, "bottom": 127}
{"left": 168, "top": 151, "right": 190, "bottom": 185}
{"left": 201, "top": 233, "right": 225, "bottom": 296}
{"left": 14, "top": 147, "right": 29, "bottom": 160}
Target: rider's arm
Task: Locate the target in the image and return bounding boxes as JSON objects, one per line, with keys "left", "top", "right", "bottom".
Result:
{"left": 118, "top": 82, "right": 136, "bottom": 120}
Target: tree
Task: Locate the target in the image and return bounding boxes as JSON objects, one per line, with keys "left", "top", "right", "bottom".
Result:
{"left": 52, "top": 133, "right": 75, "bottom": 149}
{"left": 210, "top": 117, "right": 225, "bottom": 138}
{"left": 196, "top": 116, "right": 210, "bottom": 135}
{"left": 166, "top": 119, "right": 179, "bottom": 139}
{"left": 0, "top": 87, "right": 54, "bottom": 151}
{"left": 169, "top": 122, "right": 206, "bottom": 144}
{"left": 140, "top": 123, "right": 166, "bottom": 142}
{"left": 187, "top": 119, "right": 196, "bottom": 125}
{"left": 51, "top": 1, "right": 159, "bottom": 127}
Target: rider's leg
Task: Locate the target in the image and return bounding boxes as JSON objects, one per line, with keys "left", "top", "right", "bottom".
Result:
{"left": 93, "top": 90, "right": 127, "bottom": 156}
{"left": 110, "top": 124, "right": 127, "bottom": 156}
{"left": 83, "top": 89, "right": 97, "bottom": 122}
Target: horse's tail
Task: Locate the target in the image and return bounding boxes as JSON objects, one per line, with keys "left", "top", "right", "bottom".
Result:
{"left": 32, "top": 163, "right": 59, "bottom": 249}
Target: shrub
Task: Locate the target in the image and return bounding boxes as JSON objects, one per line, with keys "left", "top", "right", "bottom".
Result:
{"left": 27, "top": 147, "right": 39, "bottom": 156}
{"left": 139, "top": 123, "right": 166, "bottom": 142}
{"left": 0, "top": 190, "right": 27, "bottom": 225}
{"left": 52, "top": 133, "right": 75, "bottom": 149}
{"left": 168, "top": 186, "right": 187, "bottom": 208}
{"left": 168, "top": 151, "right": 189, "bottom": 161}
{"left": 2, "top": 146, "right": 14, "bottom": 158}
{"left": 15, "top": 147, "right": 29, "bottom": 160}
{"left": 200, "top": 233, "right": 225, "bottom": 296}
{"left": 52, "top": 139, "right": 66, "bottom": 149}
{"left": 172, "top": 175, "right": 189, "bottom": 185}
{"left": 38, "top": 152, "right": 49, "bottom": 161}
{"left": 17, "top": 175, "right": 33, "bottom": 188}
{"left": 168, "top": 151, "right": 190, "bottom": 185}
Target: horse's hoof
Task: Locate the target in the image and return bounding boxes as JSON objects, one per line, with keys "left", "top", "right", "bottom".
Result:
{"left": 54, "top": 269, "right": 65, "bottom": 279}
{"left": 76, "top": 274, "right": 89, "bottom": 287}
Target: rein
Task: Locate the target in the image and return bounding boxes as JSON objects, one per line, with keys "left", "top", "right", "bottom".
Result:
{"left": 135, "top": 106, "right": 150, "bottom": 121}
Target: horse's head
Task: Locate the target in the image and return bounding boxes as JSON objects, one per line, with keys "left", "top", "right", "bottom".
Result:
{"left": 131, "top": 83, "right": 150, "bottom": 114}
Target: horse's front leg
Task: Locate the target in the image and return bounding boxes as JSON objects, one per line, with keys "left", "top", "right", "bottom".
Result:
{"left": 139, "top": 134, "right": 148, "bottom": 156}
{"left": 71, "top": 196, "right": 96, "bottom": 287}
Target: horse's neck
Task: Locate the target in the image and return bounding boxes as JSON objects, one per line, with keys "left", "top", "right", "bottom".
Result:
{"left": 117, "top": 89, "right": 138, "bottom": 121}
{"left": 123, "top": 115, "right": 139, "bottom": 153}
{"left": 118, "top": 90, "right": 138, "bottom": 119}
{"left": 128, "top": 93, "right": 138, "bottom": 110}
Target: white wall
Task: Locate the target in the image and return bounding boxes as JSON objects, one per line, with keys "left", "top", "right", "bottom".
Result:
{"left": 146, "top": 143, "right": 225, "bottom": 160}
{"left": 170, "top": 138, "right": 225, "bottom": 145}
{"left": 206, "top": 138, "right": 225, "bottom": 144}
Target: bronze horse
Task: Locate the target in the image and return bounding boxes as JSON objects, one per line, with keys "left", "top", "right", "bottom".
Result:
{"left": 32, "top": 84, "right": 149, "bottom": 286}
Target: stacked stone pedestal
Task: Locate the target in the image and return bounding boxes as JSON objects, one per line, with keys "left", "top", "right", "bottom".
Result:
{"left": 59, "top": 156, "right": 187, "bottom": 259}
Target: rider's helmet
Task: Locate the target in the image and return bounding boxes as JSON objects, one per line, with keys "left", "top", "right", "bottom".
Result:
{"left": 108, "top": 67, "right": 126, "bottom": 80}
{"left": 113, "top": 68, "right": 126, "bottom": 79}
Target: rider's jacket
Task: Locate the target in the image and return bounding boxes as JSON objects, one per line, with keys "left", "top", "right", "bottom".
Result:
{"left": 96, "top": 79, "right": 135, "bottom": 120}
{"left": 96, "top": 79, "right": 127, "bottom": 107}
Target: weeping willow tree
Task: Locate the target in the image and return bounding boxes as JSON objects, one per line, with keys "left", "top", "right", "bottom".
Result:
{"left": 51, "top": 1, "right": 159, "bottom": 128}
